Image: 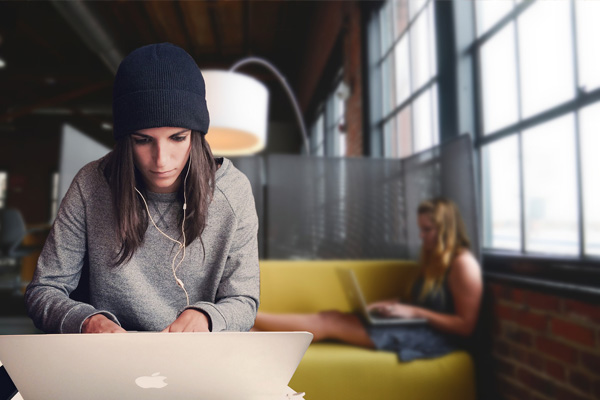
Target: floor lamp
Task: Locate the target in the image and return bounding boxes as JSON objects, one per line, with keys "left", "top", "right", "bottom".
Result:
{"left": 203, "top": 57, "right": 310, "bottom": 156}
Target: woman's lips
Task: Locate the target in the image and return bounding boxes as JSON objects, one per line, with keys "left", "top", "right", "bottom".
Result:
{"left": 150, "top": 169, "right": 176, "bottom": 177}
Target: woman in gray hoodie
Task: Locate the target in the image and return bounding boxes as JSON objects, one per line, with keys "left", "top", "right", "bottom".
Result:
{"left": 26, "top": 43, "right": 260, "bottom": 334}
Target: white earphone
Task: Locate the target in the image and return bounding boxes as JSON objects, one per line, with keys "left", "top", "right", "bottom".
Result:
{"left": 135, "top": 149, "right": 192, "bottom": 306}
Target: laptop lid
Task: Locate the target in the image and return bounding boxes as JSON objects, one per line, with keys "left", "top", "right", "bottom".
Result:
{"left": 337, "top": 268, "right": 426, "bottom": 326}
{"left": 0, "top": 332, "right": 312, "bottom": 400}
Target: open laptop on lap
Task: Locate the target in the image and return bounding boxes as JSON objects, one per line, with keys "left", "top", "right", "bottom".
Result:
{"left": 0, "top": 332, "right": 312, "bottom": 400}
{"left": 337, "top": 268, "right": 427, "bottom": 326}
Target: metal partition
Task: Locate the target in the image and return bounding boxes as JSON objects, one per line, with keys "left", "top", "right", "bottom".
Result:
{"left": 233, "top": 134, "right": 479, "bottom": 260}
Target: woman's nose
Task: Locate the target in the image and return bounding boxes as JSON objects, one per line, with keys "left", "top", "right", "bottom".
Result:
{"left": 154, "top": 143, "right": 168, "bottom": 167}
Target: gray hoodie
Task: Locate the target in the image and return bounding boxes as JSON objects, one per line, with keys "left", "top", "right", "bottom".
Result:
{"left": 25, "top": 157, "right": 259, "bottom": 333}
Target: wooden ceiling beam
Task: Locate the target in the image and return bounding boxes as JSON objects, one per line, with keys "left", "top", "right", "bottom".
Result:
{"left": 0, "top": 81, "right": 111, "bottom": 123}
{"left": 174, "top": 1, "right": 194, "bottom": 55}
{"left": 207, "top": 2, "right": 224, "bottom": 58}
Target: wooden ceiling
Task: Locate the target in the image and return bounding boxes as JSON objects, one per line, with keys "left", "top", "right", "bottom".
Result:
{"left": 0, "top": 0, "right": 318, "bottom": 148}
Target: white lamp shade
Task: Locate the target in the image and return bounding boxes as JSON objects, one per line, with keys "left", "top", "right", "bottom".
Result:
{"left": 202, "top": 70, "right": 269, "bottom": 156}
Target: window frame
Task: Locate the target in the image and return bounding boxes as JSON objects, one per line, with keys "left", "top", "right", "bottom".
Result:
{"left": 473, "top": 0, "right": 600, "bottom": 260}
{"left": 467, "top": 0, "right": 600, "bottom": 294}
{"left": 366, "top": 0, "right": 444, "bottom": 159}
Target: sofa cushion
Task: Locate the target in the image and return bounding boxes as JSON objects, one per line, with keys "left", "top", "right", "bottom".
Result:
{"left": 290, "top": 343, "right": 476, "bottom": 400}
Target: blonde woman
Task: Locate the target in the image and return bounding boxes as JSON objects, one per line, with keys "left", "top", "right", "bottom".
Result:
{"left": 253, "top": 198, "right": 482, "bottom": 360}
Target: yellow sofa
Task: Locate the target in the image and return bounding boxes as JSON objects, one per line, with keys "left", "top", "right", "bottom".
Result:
{"left": 259, "top": 260, "right": 476, "bottom": 400}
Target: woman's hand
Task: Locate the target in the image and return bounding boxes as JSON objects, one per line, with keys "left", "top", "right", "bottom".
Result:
{"left": 82, "top": 314, "right": 126, "bottom": 333}
{"left": 367, "top": 299, "right": 420, "bottom": 319}
{"left": 372, "top": 303, "right": 420, "bottom": 319}
{"left": 366, "top": 298, "right": 400, "bottom": 314}
{"left": 162, "top": 309, "right": 211, "bottom": 332}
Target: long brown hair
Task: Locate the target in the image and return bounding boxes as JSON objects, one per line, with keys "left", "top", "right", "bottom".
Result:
{"left": 101, "top": 130, "right": 217, "bottom": 267}
{"left": 417, "top": 197, "right": 471, "bottom": 301}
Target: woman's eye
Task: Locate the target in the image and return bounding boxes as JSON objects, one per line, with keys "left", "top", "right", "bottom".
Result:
{"left": 133, "top": 137, "right": 150, "bottom": 145}
{"left": 172, "top": 135, "right": 187, "bottom": 142}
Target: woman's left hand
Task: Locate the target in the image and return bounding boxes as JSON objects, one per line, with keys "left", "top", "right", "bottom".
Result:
{"left": 162, "top": 309, "right": 211, "bottom": 332}
{"left": 374, "top": 303, "right": 420, "bottom": 319}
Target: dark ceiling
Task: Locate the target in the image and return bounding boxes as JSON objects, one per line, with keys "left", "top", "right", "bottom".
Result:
{"left": 0, "top": 0, "right": 319, "bottom": 150}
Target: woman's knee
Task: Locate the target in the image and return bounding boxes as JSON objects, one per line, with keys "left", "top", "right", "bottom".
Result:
{"left": 315, "top": 310, "right": 355, "bottom": 337}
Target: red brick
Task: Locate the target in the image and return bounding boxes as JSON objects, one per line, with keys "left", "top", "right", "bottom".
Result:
{"left": 529, "top": 395, "right": 547, "bottom": 400}
{"left": 512, "top": 287, "right": 527, "bottom": 303}
{"left": 536, "top": 336, "right": 578, "bottom": 364}
{"left": 517, "top": 368, "right": 556, "bottom": 397}
{"left": 569, "top": 370, "right": 592, "bottom": 395}
{"left": 525, "top": 352, "right": 545, "bottom": 371}
{"left": 517, "top": 310, "right": 549, "bottom": 332}
{"left": 527, "top": 292, "right": 561, "bottom": 312}
{"left": 497, "top": 376, "right": 532, "bottom": 400}
{"left": 556, "top": 386, "right": 593, "bottom": 400}
{"left": 494, "top": 340, "right": 511, "bottom": 358}
{"left": 594, "top": 379, "right": 600, "bottom": 399}
{"left": 489, "top": 283, "right": 511, "bottom": 300}
{"left": 552, "top": 318, "right": 596, "bottom": 347}
{"left": 565, "top": 299, "right": 600, "bottom": 323}
{"left": 545, "top": 359, "right": 566, "bottom": 381}
{"left": 495, "top": 303, "right": 517, "bottom": 321}
{"left": 505, "top": 327, "right": 534, "bottom": 346}
{"left": 493, "top": 319, "right": 502, "bottom": 336}
{"left": 581, "top": 351, "right": 600, "bottom": 375}
{"left": 496, "top": 357, "right": 516, "bottom": 377}
{"left": 495, "top": 303, "right": 549, "bottom": 332}
{"left": 509, "top": 347, "right": 545, "bottom": 371}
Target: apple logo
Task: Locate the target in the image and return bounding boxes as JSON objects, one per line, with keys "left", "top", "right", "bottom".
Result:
{"left": 135, "top": 372, "right": 168, "bottom": 389}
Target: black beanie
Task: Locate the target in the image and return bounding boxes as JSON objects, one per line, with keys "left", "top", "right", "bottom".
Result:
{"left": 112, "top": 43, "right": 210, "bottom": 140}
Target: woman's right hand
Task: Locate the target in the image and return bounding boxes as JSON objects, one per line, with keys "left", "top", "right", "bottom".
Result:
{"left": 366, "top": 298, "right": 400, "bottom": 313}
{"left": 82, "top": 314, "right": 126, "bottom": 333}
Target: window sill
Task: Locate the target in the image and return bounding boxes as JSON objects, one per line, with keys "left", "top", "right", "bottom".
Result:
{"left": 482, "top": 251, "right": 600, "bottom": 303}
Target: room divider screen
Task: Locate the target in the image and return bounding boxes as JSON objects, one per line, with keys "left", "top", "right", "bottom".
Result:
{"left": 232, "top": 134, "right": 479, "bottom": 260}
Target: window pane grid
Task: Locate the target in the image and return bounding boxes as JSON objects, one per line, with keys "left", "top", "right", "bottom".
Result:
{"left": 476, "top": 0, "right": 600, "bottom": 259}
{"left": 374, "top": 0, "right": 438, "bottom": 159}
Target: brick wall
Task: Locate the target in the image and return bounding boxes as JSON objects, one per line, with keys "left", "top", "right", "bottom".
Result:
{"left": 342, "top": 1, "right": 363, "bottom": 157}
{"left": 488, "top": 281, "right": 600, "bottom": 400}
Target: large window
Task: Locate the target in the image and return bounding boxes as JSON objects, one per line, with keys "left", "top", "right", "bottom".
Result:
{"left": 310, "top": 73, "right": 347, "bottom": 157}
{"left": 367, "top": 0, "right": 439, "bottom": 158}
{"left": 476, "top": 0, "right": 600, "bottom": 259}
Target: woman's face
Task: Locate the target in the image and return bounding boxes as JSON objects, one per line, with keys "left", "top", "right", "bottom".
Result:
{"left": 131, "top": 127, "right": 192, "bottom": 193}
{"left": 418, "top": 213, "right": 438, "bottom": 251}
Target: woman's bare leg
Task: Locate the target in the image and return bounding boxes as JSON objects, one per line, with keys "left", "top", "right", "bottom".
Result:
{"left": 253, "top": 310, "right": 375, "bottom": 348}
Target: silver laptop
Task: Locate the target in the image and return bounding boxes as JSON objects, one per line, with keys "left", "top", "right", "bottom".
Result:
{"left": 337, "top": 268, "right": 427, "bottom": 326}
{"left": 0, "top": 331, "right": 312, "bottom": 400}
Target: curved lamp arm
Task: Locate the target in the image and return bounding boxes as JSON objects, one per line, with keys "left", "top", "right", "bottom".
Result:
{"left": 230, "top": 57, "right": 310, "bottom": 155}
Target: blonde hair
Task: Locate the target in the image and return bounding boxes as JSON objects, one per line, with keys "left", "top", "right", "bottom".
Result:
{"left": 416, "top": 197, "right": 470, "bottom": 302}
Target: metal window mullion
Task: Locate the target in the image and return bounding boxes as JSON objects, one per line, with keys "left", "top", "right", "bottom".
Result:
{"left": 380, "top": 75, "right": 437, "bottom": 130}
{"left": 472, "top": 0, "right": 490, "bottom": 252}
{"left": 406, "top": 22, "right": 416, "bottom": 155}
{"left": 379, "top": 0, "right": 431, "bottom": 64}
{"left": 426, "top": 2, "right": 436, "bottom": 147}
{"left": 368, "top": 5, "right": 384, "bottom": 158}
{"left": 570, "top": 0, "right": 585, "bottom": 258}
{"left": 478, "top": 87, "right": 600, "bottom": 146}
{"left": 513, "top": 11, "right": 526, "bottom": 254}
{"left": 468, "top": 0, "right": 537, "bottom": 54}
